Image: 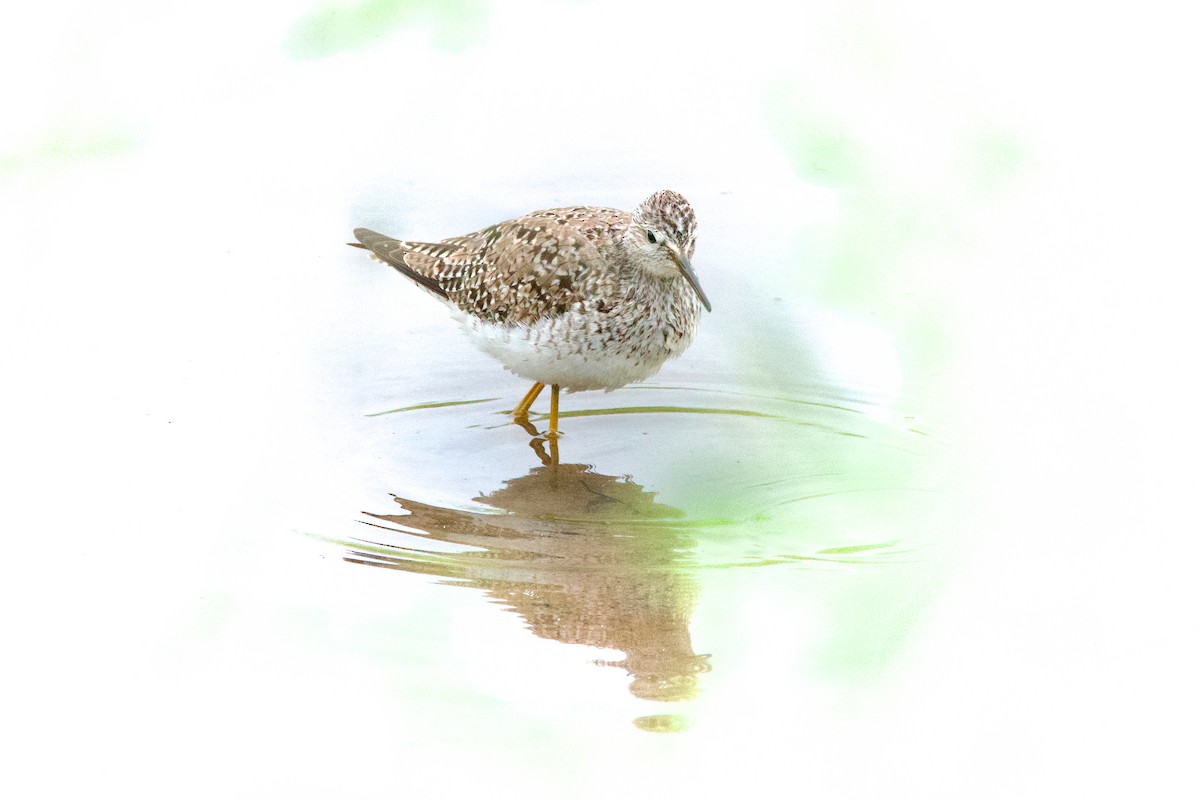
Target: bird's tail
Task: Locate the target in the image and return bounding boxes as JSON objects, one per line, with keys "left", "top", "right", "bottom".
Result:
{"left": 350, "top": 228, "right": 453, "bottom": 299}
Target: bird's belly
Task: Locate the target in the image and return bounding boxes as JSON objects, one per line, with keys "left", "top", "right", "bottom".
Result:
{"left": 454, "top": 310, "right": 691, "bottom": 392}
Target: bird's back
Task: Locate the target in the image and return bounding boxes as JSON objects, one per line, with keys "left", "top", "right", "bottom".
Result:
{"left": 352, "top": 193, "right": 705, "bottom": 393}
{"left": 355, "top": 206, "right": 632, "bottom": 327}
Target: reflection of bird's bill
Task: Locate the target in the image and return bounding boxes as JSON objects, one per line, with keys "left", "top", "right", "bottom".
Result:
{"left": 668, "top": 245, "right": 712, "bottom": 312}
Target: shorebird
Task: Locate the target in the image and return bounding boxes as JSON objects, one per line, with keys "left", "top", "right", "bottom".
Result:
{"left": 351, "top": 190, "right": 711, "bottom": 438}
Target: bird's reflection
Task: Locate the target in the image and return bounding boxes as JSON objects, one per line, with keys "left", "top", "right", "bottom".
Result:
{"left": 348, "top": 457, "right": 710, "bottom": 702}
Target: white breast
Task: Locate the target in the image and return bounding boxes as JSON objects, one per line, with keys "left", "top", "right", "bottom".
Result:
{"left": 452, "top": 304, "right": 695, "bottom": 392}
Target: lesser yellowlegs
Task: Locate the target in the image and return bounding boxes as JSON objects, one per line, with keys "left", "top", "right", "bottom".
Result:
{"left": 351, "top": 190, "right": 711, "bottom": 437}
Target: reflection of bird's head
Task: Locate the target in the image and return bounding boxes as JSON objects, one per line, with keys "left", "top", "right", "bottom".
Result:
{"left": 618, "top": 653, "right": 713, "bottom": 703}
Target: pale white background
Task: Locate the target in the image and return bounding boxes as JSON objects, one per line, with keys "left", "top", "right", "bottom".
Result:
{"left": 2, "top": 1, "right": 1197, "bottom": 796}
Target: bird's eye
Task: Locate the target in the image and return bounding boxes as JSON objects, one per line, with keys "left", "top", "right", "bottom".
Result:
{"left": 646, "top": 230, "right": 658, "bottom": 244}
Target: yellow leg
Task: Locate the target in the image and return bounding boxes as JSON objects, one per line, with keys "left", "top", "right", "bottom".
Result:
{"left": 513, "top": 382, "right": 545, "bottom": 419}
{"left": 548, "top": 384, "right": 561, "bottom": 439}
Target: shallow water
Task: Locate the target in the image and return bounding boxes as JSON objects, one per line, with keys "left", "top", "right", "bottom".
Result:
{"left": 6, "top": 143, "right": 960, "bottom": 795}
{"left": 8, "top": 2, "right": 1193, "bottom": 796}
{"left": 299, "top": 249, "right": 956, "bottom": 733}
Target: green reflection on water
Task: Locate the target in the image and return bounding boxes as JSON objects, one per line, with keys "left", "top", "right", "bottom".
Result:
{"left": 555, "top": 405, "right": 779, "bottom": 421}
{"left": 285, "top": 0, "right": 489, "bottom": 58}
{"left": 959, "top": 129, "right": 1033, "bottom": 195}
{"left": 818, "top": 541, "right": 899, "bottom": 555}
{"left": 813, "top": 566, "right": 942, "bottom": 685}
{"left": 633, "top": 714, "right": 689, "bottom": 734}
{"left": 765, "top": 86, "right": 871, "bottom": 187}
{"left": 0, "top": 120, "right": 138, "bottom": 177}
{"left": 368, "top": 397, "right": 500, "bottom": 416}
{"left": 762, "top": 75, "right": 1028, "bottom": 391}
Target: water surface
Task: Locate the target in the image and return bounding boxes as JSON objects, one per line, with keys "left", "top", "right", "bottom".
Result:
{"left": 308, "top": 256, "right": 956, "bottom": 731}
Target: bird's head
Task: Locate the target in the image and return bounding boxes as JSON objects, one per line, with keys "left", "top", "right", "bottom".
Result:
{"left": 627, "top": 189, "right": 711, "bottom": 312}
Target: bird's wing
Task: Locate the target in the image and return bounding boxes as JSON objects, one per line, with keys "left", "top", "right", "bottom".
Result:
{"left": 355, "top": 207, "right": 628, "bottom": 325}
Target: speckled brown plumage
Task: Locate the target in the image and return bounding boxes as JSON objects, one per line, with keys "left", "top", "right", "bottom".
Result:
{"left": 356, "top": 206, "right": 629, "bottom": 325}
{"left": 351, "top": 190, "right": 711, "bottom": 436}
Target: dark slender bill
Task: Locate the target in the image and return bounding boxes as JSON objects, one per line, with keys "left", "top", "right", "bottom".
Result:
{"left": 674, "top": 252, "right": 712, "bottom": 312}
